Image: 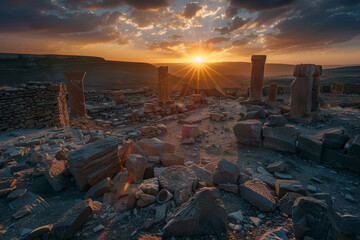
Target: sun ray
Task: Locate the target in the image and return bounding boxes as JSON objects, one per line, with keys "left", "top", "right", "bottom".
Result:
{"left": 170, "top": 64, "right": 196, "bottom": 92}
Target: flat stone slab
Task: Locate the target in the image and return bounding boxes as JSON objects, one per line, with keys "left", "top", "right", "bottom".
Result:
{"left": 233, "top": 120, "right": 262, "bottom": 146}
{"left": 275, "top": 179, "right": 306, "bottom": 198}
{"left": 84, "top": 177, "right": 112, "bottom": 199}
{"left": 240, "top": 180, "right": 276, "bottom": 212}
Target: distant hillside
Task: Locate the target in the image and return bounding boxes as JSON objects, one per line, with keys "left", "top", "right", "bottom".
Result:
{"left": 0, "top": 53, "right": 157, "bottom": 89}
{"left": 0, "top": 53, "right": 358, "bottom": 90}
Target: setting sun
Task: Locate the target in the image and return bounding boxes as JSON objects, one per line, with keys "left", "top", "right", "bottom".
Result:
{"left": 194, "top": 57, "right": 203, "bottom": 63}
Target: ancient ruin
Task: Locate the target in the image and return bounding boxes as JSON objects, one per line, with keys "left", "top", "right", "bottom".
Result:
{"left": 63, "top": 72, "right": 87, "bottom": 116}
{"left": 249, "top": 55, "right": 267, "bottom": 102}
{"left": 0, "top": 56, "right": 359, "bottom": 240}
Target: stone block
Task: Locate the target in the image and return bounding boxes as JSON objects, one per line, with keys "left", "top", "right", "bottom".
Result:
{"left": 297, "top": 134, "right": 323, "bottom": 162}
{"left": 137, "top": 138, "right": 175, "bottom": 156}
{"left": 263, "top": 125, "right": 297, "bottom": 153}
{"left": 212, "top": 159, "right": 240, "bottom": 185}
{"left": 322, "top": 148, "right": 359, "bottom": 173}
{"left": 275, "top": 179, "right": 306, "bottom": 198}
{"left": 126, "top": 154, "right": 148, "bottom": 183}
{"left": 293, "top": 64, "right": 315, "bottom": 77}
{"left": 290, "top": 77, "right": 313, "bottom": 117}
{"left": 182, "top": 124, "right": 200, "bottom": 138}
{"left": 239, "top": 180, "right": 276, "bottom": 212}
{"left": 233, "top": 120, "right": 262, "bottom": 146}
{"left": 323, "top": 133, "right": 350, "bottom": 149}
{"left": 84, "top": 177, "right": 112, "bottom": 199}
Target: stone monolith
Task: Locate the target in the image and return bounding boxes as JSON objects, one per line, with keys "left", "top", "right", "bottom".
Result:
{"left": 158, "top": 66, "right": 169, "bottom": 104}
{"left": 249, "top": 55, "right": 267, "bottom": 101}
{"left": 63, "top": 72, "right": 86, "bottom": 116}
{"left": 269, "top": 84, "right": 277, "bottom": 102}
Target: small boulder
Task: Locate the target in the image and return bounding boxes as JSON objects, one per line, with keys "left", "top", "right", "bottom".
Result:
{"left": 126, "top": 154, "right": 148, "bottom": 183}
{"left": 163, "top": 188, "right": 226, "bottom": 237}
{"left": 266, "top": 160, "right": 285, "bottom": 173}
{"left": 240, "top": 180, "right": 276, "bottom": 212}
{"left": 212, "top": 159, "right": 240, "bottom": 185}
{"left": 275, "top": 180, "right": 306, "bottom": 198}
{"left": 160, "top": 153, "right": 184, "bottom": 167}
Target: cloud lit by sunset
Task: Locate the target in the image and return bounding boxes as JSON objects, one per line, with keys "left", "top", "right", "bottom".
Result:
{"left": 0, "top": 0, "right": 359, "bottom": 64}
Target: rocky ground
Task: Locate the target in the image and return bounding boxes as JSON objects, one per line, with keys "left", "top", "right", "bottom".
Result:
{"left": 0, "top": 93, "right": 359, "bottom": 240}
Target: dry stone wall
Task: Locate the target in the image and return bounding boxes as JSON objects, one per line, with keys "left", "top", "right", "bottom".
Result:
{"left": 0, "top": 82, "right": 69, "bottom": 131}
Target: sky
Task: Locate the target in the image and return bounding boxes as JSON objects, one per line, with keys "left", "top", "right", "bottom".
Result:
{"left": 0, "top": 0, "right": 360, "bottom": 64}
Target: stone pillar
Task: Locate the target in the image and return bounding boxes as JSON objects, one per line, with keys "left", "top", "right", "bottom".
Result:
{"left": 290, "top": 64, "right": 315, "bottom": 117}
{"left": 311, "top": 65, "right": 322, "bottom": 111}
{"left": 112, "top": 90, "right": 125, "bottom": 105}
{"left": 63, "top": 72, "right": 87, "bottom": 116}
{"left": 269, "top": 84, "right": 277, "bottom": 102}
{"left": 158, "top": 66, "right": 169, "bottom": 104}
{"left": 249, "top": 55, "right": 267, "bottom": 101}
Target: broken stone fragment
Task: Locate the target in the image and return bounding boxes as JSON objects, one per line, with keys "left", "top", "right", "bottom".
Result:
{"left": 24, "top": 224, "right": 53, "bottom": 240}
{"left": 143, "top": 218, "right": 155, "bottom": 230}
{"left": 163, "top": 188, "right": 226, "bottom": 237}
{"left": 233, "top": 120, "right": 262, "bottom": 146}
{"left": 136, "top": 194, "right": 156, "bottom": 207}
{"left": 212, "top": 159, "right": 240, "bottom": 185}
{"left": 126, "top": 154, "right": 148, "bottom": 183}
{"left": 266, "top": 160, "right": 285, "bottom": 173}
{"left": 137, "top": 138, "right": 175, "bottom": 156}
{"left": 139, "top": 178, "right": 159, "bottom": 196}
{"left": 84, "top": 177, "right": 112, "bottom": 199}
{"left": 7, "top": 188, "right": 27, "bottom": 202}
{"left": 228, "top": 210, "right": 244, "bottom": 222}
{"left": 158, "top": 166, "right": 197, "bottom": 193}
{"left": 189, "top": 164, "right": 212, "bottom": 186}
{"left": 239, "top": 180, "right": 276, "bottom": 212}
{"left": 160, "top": 153, "right": 184, "bottom": 167}
{"left": 44, "top": 159, "right": 69, "bottom": 192}
{"left": 155, "top": 204, "right": 167, "bottom": 223}
{"left": 53, "top": 198, "right": 94, "bottom": 240}
{"left": 252, "top": 172, "right": 276, "bottom": 189}
{"left": 174, "top": 188, "right": 192, "bottom": 206}
{"left": 181, "top": 137, "right": 195, "bottom": 145}
{"left": 277, "top": 192, "right": 303, "bottom": 216}
{"left": 210, "top": 112, "right": 224, "bottom": 122}
{"left": 0, "top": 178, "right": 17, "bottom": 197}
{"left": 243, "top": 109, "right": 266, "bottom": 120}
{"left": 141, "top": 126, "right": 157, "bottom": 137}
{"left": 275, "top": 179, "right": 306, "bottom": 198}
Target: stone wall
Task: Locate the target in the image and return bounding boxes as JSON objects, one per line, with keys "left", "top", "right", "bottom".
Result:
{"left": 0, "top": 82, "right": 69, "bottom": 131}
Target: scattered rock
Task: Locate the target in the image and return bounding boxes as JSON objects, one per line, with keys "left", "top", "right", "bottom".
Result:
{"left": 189, "top": 164, "right": 212, "bottom": 186}
{"left": 219, "top": 183, "right": 238, "bottom": 194}
{"left": 53, "top": 199, "right": 94, "bottom": 240}
{"left": 143, "top": 218, "right": 155, "bottom": 230}
{"left": 93, "top": 224, "right": 105, "bottom": 233}
{"left": 277, "top": 192, "right": 303, "bottom": 216}
{"left": 266, "top": 160, "right": 285, "bottom": 173}
{"left": 212, "top": 159, "right": 240, "bottom": 185}
{"left": 84, "top": 177, "right": 112, "bottom": 199}
{"left": 137, "top": 138, "right": 175, "bottom": 156}
{"left": 139, "top": 178, "right": 159, "bottom": 196}
{"left": 240, "top": 180, "right": 276, "bottom": 212}
{"left": 158, "top": 166, "right": 197, "bottom": 193}
{"left": 275, "top": 179, "right": 306, "bottom": 198}
{"left": 228, "top": 210, "right": 244, "bottom": 222}
{"left": 137, "top": 194, "right": 156, "bottom": 207}
{"left": 160, "top": 153, "right": 184, "bottom": 167}
{"left": 249, "top": 216, "right": 262, "bottom": 226}
{"left": 155, "top": 204, "right": 167, "bottom": 223}
{"left": 233, "top": 120, "right": 262, "bottom": 146}
{"left": 126, "top": 154, "right": 148, "bottom": 183}
{"left": 7, "top": 188, "right": 27, "bottom": 202}
{"left": 24, "top": 224, "right": 53, "bottom": 240}
{"left": 163, "top": 188, "right": 226, "bottom": 237}
{"left": 44, "top": 159, "right": 69, "bottom": 192}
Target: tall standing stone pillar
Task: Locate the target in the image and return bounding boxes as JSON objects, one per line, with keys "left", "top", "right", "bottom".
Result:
{"left": 158, "top": 66, "right": 169, "bottom": 105}
{"left": 63, "top": 72, "right": 87, "bottom": 116}
{"left": 312, "top": 65, "right": 322, "bottom": 111}
{"left": 269, "top": 84, "right": 277, "bottom": 102}
{"left": 290, "top": 64, "right": 315, "bottom": 117}
{"left": 249, "top": 55, "right": 267, "bottom": 102}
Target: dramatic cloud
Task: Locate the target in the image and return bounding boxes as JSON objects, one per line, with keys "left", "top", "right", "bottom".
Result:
{"left": 264, "top": 0, "right": 360, "bottom": 50}
{"left": 169, "top": 35, "right": 183, "bottom": 40}
{"left": 224, "top": 6, "right": 238, "bottom": 18}
{"left": 213, "top": 17, "right": 249, "bottom": 35}
{"left": 205, "top": 37, "right": 231, "bottom": 45}
{"left": 228, "top": 0, "right": 295, "bottom": 11}
{"left": 61, "top": 0, "right": 170, "bottom": 10}
{"left": 182, "top": 2, "right": 202, "bottom": 19}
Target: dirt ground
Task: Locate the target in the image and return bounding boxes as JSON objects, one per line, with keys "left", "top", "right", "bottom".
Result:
{"left": 1, "top": 96, "right": 360, "bottom": 240}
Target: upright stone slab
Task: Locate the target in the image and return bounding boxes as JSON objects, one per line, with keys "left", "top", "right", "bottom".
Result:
{"left": 290, "top": 64, "right": 315, "bottom": 117}
{"left": 158, "top": 66, "right": 169, "bottom": 105}
{"left": 112, "top": 90, "right": 125, "bottom": 105}
{"left": 249, "top": 55, "right": 267, "bottom": 102}
{"left": 268, "top": 84, "right": 277, "bottom": 102}
{"left": 312, "top": 65, "right": 322, "bottom": 112}
{"left": 63, "top": 72, "right": 86, "bottom": 116}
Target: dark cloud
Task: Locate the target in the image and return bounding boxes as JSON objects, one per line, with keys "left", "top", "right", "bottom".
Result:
{"left": 264, "top": 0, "right": 360, "bottom": 50}
{"left": 228, "top": 0, "right": 295, "bottom": 11}
{"left": 224, "top": 6, "right": 238, "bottom": 18}
{"left": 213, "top": 17, "right": 249, "bottom": 35}
{"left": 61, "top": 0, "right": 169, "bottom": 10}
{"left": 182, "top": 2, "right": 202, "bottom": 19}
{"left": 169, "top": 35, "right": 183, "bottom": 40}
{"left": 205, "top": 37, "right": 231, "bottom": 44}
{"left": 130, "top": 10, "right": 169, "bottom": 28}
{"left": 62, "top": 26, "right": 129, "bottom": 45}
